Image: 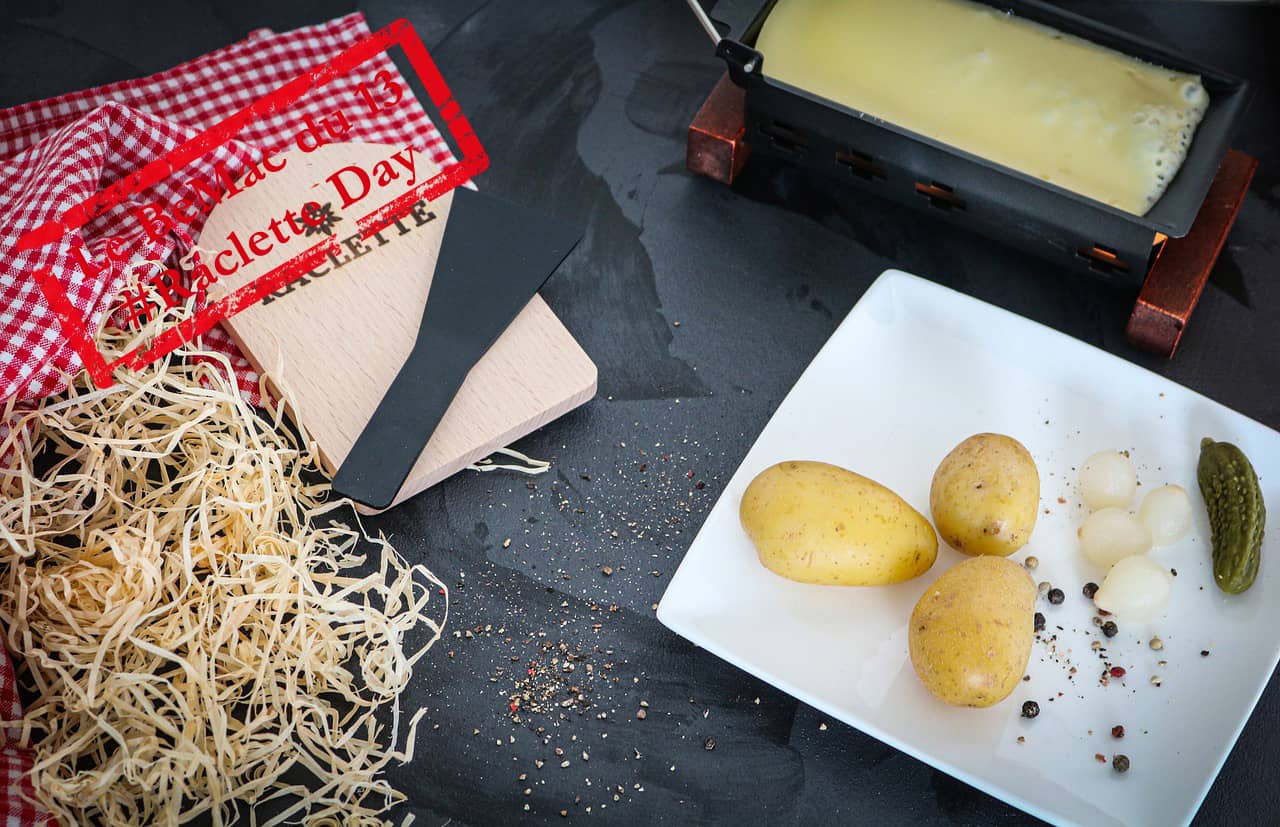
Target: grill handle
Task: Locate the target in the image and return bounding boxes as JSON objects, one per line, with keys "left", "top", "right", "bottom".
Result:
{"left": 684, "top": 0, "right": 721, "bottom": 44}
{"left": 684, "top": 0, "right": 764, "bottom": 86}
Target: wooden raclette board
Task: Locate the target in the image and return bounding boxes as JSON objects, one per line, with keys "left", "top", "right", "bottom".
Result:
{"left": 200, "top": 142, "right": 596, "bottom": 512}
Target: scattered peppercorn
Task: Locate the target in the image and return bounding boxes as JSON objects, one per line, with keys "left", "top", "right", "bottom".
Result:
{"left": 1097, "top": 608, "right": 1112, "bottom": 616}
{"left": 1200, "top": 650, "right": 1210, "bottom": 657}
{"left": 1021, "top": 700, "right": 1040, "bottom": 719}
{"left": 704, "top": 737, "right": 716, "bottom": 751}
{"left": 1083, "top": 582, "right": 1099, "bottom": 600}
{"left": 1111, "top": 725, "right": 1125, "bottom": 738}
{"left": 1102, "top": 621, "right": 1119, "bottom": 638}
{"left": 1149, "top": 636, "right": 1163, "bottom": 651}
{"left": 1038, "top": 581, "right": 1051, "bottom": 596}
{"left": 1113, "top": 754, "right": 1130, "bottom": 773}
{"left": 1034, "top": 612, "right": 1046, "bottom": 632}
{"left": 1109, "top": 666, "right": 1126, "bottom": 679}
{"left": 635, "top": 709, "right": 647, "bottom": 720}
{"left": 1047, "top": 588, "right": 1065, "bottom": 605}
{"left": 1025, "top": 556, "right": 1039, "bottom": 570}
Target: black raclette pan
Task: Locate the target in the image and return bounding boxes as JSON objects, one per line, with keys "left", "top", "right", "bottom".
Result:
{"left": 707, "top": 0, "right": 1251, "bottom": 285}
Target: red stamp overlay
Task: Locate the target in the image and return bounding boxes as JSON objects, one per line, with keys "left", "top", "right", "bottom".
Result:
{"left": 15, "top": 19, "right": 487, "bottom": 389}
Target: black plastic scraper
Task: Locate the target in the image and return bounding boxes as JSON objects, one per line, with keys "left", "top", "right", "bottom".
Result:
{"left": 331, "top": 188, "right": 582, "bottom": 509}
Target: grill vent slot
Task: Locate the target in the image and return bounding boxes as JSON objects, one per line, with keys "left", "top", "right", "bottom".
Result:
{"left": 915, "top": 181, "right": 966, "bottom": 212}
{"left": 835, "top": 149, "right": 887, "bottom": 182}
{"left": 1077, "top": 244, "right": 1131, "bottom": 276}
{"left": 759, "top": 120, "right": 810, "bottom": 155}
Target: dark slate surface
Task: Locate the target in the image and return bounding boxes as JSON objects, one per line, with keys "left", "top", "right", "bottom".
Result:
{"left": 2, "top": 1, "right": 1278, "bottom": 824}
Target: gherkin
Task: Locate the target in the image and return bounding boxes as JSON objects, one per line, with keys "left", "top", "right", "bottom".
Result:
{"left": 1197, "top": 438, "right": 1266, "bottom": 594}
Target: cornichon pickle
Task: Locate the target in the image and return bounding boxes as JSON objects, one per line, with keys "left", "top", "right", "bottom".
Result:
{"left": 1197, "top": 438, "right": 1266, "bottom": 594}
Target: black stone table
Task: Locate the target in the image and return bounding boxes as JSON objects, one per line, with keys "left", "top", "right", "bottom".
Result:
{"left": 3, "top": 1, "right": 1277, "bottom": 824}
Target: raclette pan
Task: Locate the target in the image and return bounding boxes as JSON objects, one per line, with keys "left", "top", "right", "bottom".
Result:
{"left": 707, "top": 0, "right": 1251, "bottom": 285}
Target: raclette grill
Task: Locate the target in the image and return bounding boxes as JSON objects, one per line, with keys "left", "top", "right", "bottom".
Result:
{"left": 686, "top": 0, "right": 1257, "bottom": 355}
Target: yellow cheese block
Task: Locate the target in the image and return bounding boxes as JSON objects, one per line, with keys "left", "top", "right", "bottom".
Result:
{"left": 755, "top": 0, "right": 1209, "bottom": 216}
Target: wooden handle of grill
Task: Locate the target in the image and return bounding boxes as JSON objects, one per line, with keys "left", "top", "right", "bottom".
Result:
{"left": 1126, "top": 149, "right": 1257, "bottom": 358}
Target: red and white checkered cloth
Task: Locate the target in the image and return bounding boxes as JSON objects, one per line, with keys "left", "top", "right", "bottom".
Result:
{"left": 0, "top": 11, "right": 456, "bottom": 406}
{"left": 0, "top": 13, "right": 456, "bottom": 822}
{"left": 0, "top": 663, "right": 42, "bottom": 826}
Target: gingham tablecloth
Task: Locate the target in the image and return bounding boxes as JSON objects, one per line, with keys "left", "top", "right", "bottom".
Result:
{"left": 0, "top": 13, "right": 456, "bottom": 822}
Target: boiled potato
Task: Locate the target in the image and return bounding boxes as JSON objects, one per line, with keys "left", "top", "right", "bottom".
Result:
{"left": 930, "top": 433, "right": 1040, "bottom": 557}
{"left": 909, "top": 556, "right": 1036, "bottom": 707}
{"left": 740, "top": 461, "right": 937, "bottom": 586}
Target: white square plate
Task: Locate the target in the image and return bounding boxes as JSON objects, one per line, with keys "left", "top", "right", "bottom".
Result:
{"left": 658, "top": 270, "right": 1280, "bottom": 827}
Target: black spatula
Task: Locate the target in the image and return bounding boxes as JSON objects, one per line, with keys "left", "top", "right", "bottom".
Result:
{"left": 331, "top": 188, "right": 582, "bottom": 510}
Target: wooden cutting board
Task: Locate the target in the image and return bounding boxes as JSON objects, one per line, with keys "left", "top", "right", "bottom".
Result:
{"left": 200, "top": 142, "right": 596, "bottom": 512}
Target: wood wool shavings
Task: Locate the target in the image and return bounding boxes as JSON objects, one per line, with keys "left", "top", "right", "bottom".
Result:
{"left": 467, "top": 447, "right": 551, "bottom": 476}
{"left": 0, "top": 326, "right": 447, "bottom": 826}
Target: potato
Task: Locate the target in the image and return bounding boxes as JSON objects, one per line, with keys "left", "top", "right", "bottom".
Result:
{"left": 930, "top": 433, "right": 1040, "bottom": 557}
{"left": 908, "top": 556, "right": 1037, "bottom": 707}
{"left": 740, "top": 461, "right": 937, "bottom": 586}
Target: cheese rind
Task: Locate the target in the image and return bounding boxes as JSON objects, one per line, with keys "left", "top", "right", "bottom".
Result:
{"left": 755, "top": 0, "right": 1209, "bottom": 216}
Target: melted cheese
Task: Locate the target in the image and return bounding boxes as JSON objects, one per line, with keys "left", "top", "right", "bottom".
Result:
{"left": 755, "top": 0, "right": 1209, "bottom": 216}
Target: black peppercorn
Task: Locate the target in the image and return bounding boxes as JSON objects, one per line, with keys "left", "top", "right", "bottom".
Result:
{"left": 1102, "top": 621, "right": 1119, "bottom": 638}
{"left": 1033, "top": 612, "right": 1046, "bottom": 632}
{"left": 1112, "top": 754, "right": 1130, "bottom": 773}
{"left": 1021, "top": 700, "right": 1040, "bottom": 719}
{"left": 1047, "top": 587, "right": 1064, "bottom": 605}
{"left": 1082, "top": 582, "right": 1099, "bottom": 600}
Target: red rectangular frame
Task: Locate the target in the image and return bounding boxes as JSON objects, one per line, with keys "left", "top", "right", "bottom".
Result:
{"left": 14, "top": 18, "right": 488, "bottom": 388}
